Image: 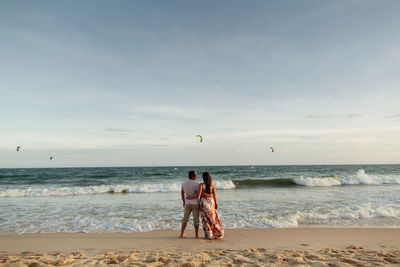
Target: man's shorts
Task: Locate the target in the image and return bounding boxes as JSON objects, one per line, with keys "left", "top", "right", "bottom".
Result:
{"left": 182, "top": 204, "right": 200, "bottom": 227}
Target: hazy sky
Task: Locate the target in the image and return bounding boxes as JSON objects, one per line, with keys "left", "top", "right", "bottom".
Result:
{"left": 1, "top": 0, "right": 400, "bottom": 167}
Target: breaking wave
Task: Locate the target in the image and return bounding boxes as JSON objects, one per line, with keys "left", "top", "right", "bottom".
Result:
{"left": 232, "top": 178, "right": 297, "bottom": 187}
{"left": 232, "top": 169, "right": 400, "bottom": 187}
{"left": 0, "top": 180, "right": 236, "bottom": 197}
{"left": 1, "top": 170, "right": 399, "bottom": 197}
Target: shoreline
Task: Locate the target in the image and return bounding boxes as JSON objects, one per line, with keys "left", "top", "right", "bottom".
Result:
{"left": 1, "top": 228, "right": 399, "bottom": 266}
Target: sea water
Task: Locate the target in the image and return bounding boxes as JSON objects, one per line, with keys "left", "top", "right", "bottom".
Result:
{"left": 0, "top": 165, "right": 399, "bottom": 233}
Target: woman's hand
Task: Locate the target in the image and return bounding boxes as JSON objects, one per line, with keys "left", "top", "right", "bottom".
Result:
{"left": 215, "top": 202, "right": 218, "bottom": 209}
{"left": 186, "top": 195, "right": 197, "bottom": 200}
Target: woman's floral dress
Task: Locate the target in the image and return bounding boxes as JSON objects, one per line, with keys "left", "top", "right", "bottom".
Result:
{"left": 200, "top": 184, "right": 224, "bottom": 240}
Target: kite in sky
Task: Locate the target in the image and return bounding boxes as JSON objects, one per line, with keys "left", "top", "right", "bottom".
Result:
{"left": 270, "top": 147, "right": 275, "bottom": 153}
{"left": 49, "top": 156, "right": 54, "bottom": 160}
{"left": 16, "top": 146, "right": 21, "bottom": 151}
{"left": 197, "top": 135, "right": 203, "bottom": 142}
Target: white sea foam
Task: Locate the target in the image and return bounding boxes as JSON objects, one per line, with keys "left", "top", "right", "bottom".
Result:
{"left": 1, "top": 197, "right": 399, "bottom": 233}
{"left": 223, "top": 213, "right": 300, "bottom": 229}
{"left": 244, "top": 205, "right": 400, "bottom": 229}
{"left": 214, "top": 180, "right": 236, "bottom": 190}
{"left": 294, "top": 177, "right": 341, "bottom": 186}
{"left": 9, "top": 204, "right": 399, "bottom": 233}
{"left": 3, "top": 205, "right": 399, "bottom": 234}
{"left": 0, "top": 180, "right": 236, "bottom": 197}
{"left": 293, "top": 204, "right": 400, "bottom": 224}
{"left": 341, "top": 169, "right": 400, "bottom": 185}
{"left": 293, "top": 169, "right": 400, "bottom": 187}
{"left": 335, "top": 204, "right": 400, "bottom": 219}
{"left": 0, "top": 184, "right": 176, "bottom": 197}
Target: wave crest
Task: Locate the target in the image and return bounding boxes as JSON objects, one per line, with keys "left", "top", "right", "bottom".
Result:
{"left": 232, "top": 170, "right": 400, "bottom": 187}
{"left": 232, "top": 178, "right": 296, "bottom": 187}
{"left": 0, "top": 180, "right": 235, "bottom": 197}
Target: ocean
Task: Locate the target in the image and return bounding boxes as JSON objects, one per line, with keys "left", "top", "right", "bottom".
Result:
{"left": 0, "top": 165, "right": 399, "bottom": 234}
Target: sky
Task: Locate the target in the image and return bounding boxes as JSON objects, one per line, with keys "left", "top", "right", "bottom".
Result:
{"left": 1, "top": 0, "right": 400, "bottom": 168}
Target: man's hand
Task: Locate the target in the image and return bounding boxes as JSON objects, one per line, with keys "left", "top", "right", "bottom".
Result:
{"left": 181, "top": 189, "right": 185, "bottom": 208}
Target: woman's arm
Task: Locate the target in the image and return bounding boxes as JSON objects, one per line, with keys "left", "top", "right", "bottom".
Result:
{"left": 186, "top": 184, "right": 203, "bottom": 200}
{"left": 201, "top": 185, "right": 213, "bottom": 197}
{"left": 212, "top": 184, "right": 218, "bottom": 209}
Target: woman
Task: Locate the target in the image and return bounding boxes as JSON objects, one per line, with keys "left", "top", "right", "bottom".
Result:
{"left": 187, "top": 172, "right": 224, "bottom": 240}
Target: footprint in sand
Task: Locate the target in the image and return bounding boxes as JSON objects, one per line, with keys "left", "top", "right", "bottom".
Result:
{"left": 299, "top": 243, "right": 310, "bottom": 247}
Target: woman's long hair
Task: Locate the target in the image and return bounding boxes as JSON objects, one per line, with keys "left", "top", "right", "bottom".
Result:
{"left": 202, "top": 172, "right": 212, "bottom": 194}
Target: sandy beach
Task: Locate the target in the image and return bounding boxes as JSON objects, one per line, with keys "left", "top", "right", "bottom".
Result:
{"left": 1, "top": 228, "right": 399, "bottom": 266}
{"left": 2, "top": 0, "right": 400, "bottom": 264}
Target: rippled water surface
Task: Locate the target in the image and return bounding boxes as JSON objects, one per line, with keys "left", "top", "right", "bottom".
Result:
{"left": 1, "top": 165, "right": 399, "bottom": 233}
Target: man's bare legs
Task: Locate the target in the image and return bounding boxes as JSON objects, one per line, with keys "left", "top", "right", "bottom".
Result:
{"left": 180, "top": 222, "right": 187, "bottom": 238}
{"left": 180, "top": 223, "right": 200, "bottom": 238}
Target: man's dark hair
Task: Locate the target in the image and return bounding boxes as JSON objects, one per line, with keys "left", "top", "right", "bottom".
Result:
{"left": 188, "top": 170, "right": 196, "bottom": 179}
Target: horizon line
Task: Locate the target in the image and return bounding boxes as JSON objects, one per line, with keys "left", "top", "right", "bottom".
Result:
{"left": 1, "top": 163, "right": 399, "bottom": 169}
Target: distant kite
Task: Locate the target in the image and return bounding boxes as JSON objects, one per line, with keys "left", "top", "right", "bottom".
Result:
{"left": 197, "top": 135, "right": 203, "bottom": 143}
{"left": 49, "top": 156, "right": 54, "bottom": 160}
{"left": 270, "top": 147, "right": 275, "bottom": 153}
{"left": 16, "top": 146, "right": 21, "bottom": 152}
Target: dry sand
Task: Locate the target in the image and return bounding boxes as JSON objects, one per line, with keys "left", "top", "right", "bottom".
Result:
{"left": 0, "top": 228, "right": 399, "bottom": 266}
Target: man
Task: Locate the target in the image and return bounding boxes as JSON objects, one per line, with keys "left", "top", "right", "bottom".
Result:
{"left": 180, "top": 170, "right": 200, "bottom": 238}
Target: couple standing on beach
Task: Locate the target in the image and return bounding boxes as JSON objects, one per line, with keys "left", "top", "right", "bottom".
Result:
{"left": 180, "top": 170, "right": 224, "bottom": 240}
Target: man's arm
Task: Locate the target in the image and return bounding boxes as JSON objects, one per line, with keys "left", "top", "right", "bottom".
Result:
{"left": 201, "top": 183, "right": 213, "bottom": 198}
{"left": 186, "top": 184, "right": 203, "bottom": 199}
{"left": 181, "top": 189, "right": 185, "bottom": 208}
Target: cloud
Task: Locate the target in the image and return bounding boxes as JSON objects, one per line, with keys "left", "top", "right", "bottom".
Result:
{"left": 386, "top": 113, "right": 400, "bottom": 119}
{"left": 103, "top": 128, "right": 134, "bottom": 136}
{"left": 307, "top": 114, "right": 336, "bottom": 119}
{"left": 104, "top": 128, "right": 132, "bottom": 133}
{"left": 307, "top": 113, "right": 363, "bottom": 119}
{"left": 126, "top": 105, "right": 213, "bottom": 121}
{"left": 344, "top": 113, "right": 362, "bottom": 118}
